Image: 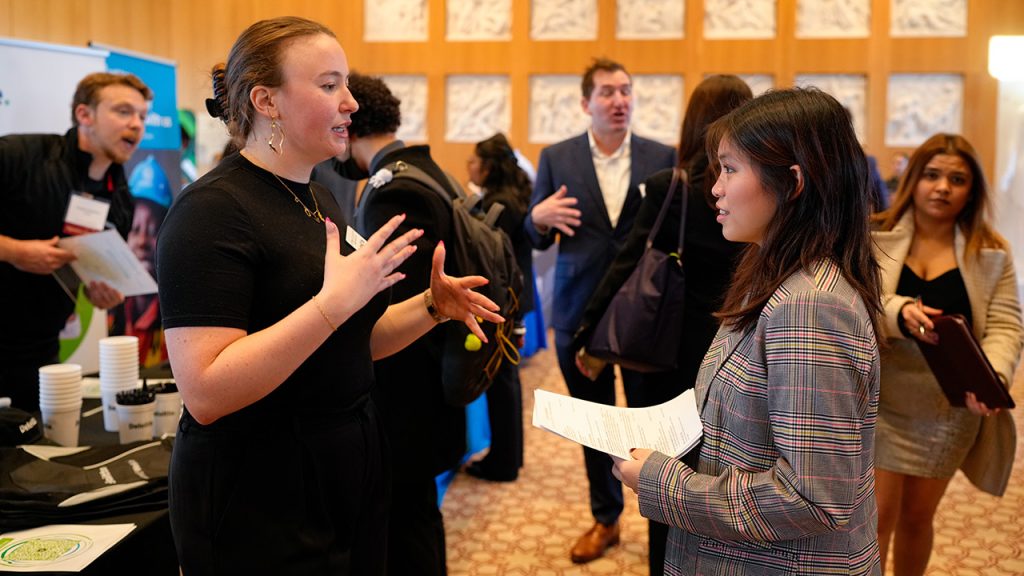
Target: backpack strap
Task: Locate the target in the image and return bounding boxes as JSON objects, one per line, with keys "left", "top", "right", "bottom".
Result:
{"left": 385, "top": 160, "right": 508, "bottom": 228}
{"left": 483, "top": 203, "right": 505, "bottom": 227}
{"left": 385, "top": 160, "right": 455, "bottom": 206}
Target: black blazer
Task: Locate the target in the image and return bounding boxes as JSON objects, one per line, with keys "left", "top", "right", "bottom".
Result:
{"left": 524, "top": 133, "right": 675, "bottom": 333}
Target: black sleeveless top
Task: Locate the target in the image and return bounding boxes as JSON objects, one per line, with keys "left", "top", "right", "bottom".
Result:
{"left": 897, "top": 264, "right": 973, "bottom": 328}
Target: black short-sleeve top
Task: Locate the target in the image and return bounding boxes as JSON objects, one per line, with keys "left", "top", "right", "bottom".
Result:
{"left": 157, "top": 153, "right": 389, "bottom": 429}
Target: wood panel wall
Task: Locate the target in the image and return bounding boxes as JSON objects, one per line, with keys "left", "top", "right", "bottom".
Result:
{"left": 3, "top": 0, "right": 1023, "bottom": 181}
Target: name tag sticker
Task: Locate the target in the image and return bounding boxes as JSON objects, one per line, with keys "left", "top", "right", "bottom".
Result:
{"left": 63, "top": 193, "right": 110, "bottom": 236}
{"left": 346, "top": 226, "right": 367, "bottom": 250}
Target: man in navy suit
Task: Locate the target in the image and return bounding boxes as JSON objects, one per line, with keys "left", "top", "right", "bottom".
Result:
{"left": 525, "top": 58, "right": 676, "bottom": 564}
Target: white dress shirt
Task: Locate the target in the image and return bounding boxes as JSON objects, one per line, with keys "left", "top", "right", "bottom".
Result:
{"left": 588, "top": 129, "right": 632, "bottom": 228}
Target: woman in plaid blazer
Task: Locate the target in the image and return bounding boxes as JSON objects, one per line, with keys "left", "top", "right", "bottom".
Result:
{"left": 615, "top": 88, "right": 884, "bottom": 575}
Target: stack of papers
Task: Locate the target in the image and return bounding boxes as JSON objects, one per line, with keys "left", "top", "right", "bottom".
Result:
{"left": 532, "top": 388, "right": 703, "bottom": 460}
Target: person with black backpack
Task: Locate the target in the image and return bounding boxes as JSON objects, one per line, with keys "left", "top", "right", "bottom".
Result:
{"left": 331, "top": 73, "right": 516, "bottom": 576}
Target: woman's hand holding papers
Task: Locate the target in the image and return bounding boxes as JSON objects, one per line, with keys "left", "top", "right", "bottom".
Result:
{"left": 612, "top": 448, "right": 654, "bottom": 492}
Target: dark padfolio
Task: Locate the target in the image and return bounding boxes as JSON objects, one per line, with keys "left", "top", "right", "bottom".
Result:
{"left": 587, "top": 168, "right": 687, "bottom": 373}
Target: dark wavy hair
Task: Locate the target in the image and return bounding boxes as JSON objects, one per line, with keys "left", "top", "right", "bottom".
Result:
{"left": 474, "top": 133, "right": 531, "bottom": 213}
{"left": 208, "top": 17, "right": 335, "bottom": 143}
{"left": 873, "top": 133, "right": 1005, "bottom": 257}
{"left": 708, "top": 87, "right": 882, "bottom": 335}
{"left": 677, "top": 75, "right": 753, "bottom": 205}
{"left": 347, "top": 73, "right": 402, "bottom": 138}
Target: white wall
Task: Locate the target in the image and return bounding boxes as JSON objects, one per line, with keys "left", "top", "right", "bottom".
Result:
{"left": 994, "top": 80, "right": 1024, "bottom": 303}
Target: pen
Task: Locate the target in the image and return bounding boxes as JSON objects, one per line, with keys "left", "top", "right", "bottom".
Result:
{"left": 915, "top": 295, "right": 926, "bottom": 335}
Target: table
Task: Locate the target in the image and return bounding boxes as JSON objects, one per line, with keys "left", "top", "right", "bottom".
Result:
{"left": 29, "top": 398, "right": 178, "bottom": 575}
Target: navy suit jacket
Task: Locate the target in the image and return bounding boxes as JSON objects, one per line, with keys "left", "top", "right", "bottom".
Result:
{"left": 525, "top": 132, "right": 675, "bottom": 333}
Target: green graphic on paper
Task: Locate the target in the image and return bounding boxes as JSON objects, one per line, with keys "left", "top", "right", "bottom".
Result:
{"left": 59, "top": 285, "right": 95, "bottom": 362}
{"left": 0, "top": 533, "right": 91, "bottom": 566}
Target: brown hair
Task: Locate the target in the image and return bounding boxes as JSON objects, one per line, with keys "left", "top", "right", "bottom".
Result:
{"left": 581, "top": 58, "right": 630, "bottom": 100}
{"left": 873, "top": 133, "right": 1005, "bottom": 257}
{"left": 209, "top": 16, "right": 336, "bottom": 142}
{"left": 677, "top": 75, "right": 753, "bottom": 205}
{"left": 708, "top": 87, "right": 882, "bottom": 335}
{"left": 71, "top": 72, "right": 152, "bottom": 127}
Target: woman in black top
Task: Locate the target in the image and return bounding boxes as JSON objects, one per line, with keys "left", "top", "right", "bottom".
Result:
{"left": 871, "top": 133, "right": 1022, "bottom": 575}
{"left": 464, "top": 133, "right": 534, "bottom": 481}
{"left": 572, "top": 74, "right": 752, "bottom": 575}
{"left": 157, "top": 17, "right": 502, "bottom": 576}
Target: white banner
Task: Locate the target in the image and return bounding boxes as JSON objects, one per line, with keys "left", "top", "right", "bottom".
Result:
{"left": 0, "top": 37, "right": 107, "bottom": 136}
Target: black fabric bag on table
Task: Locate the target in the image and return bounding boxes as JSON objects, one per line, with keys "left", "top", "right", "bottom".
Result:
{"left": 0, "top": 438, "right": 172, "bottom": 530}
{"left": 587, "top": 168, "right": 687, "bottom": 373}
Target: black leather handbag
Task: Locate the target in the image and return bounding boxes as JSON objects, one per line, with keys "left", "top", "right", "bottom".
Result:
{"left": 587, "top": 168, "right": 687, "bottom": 373}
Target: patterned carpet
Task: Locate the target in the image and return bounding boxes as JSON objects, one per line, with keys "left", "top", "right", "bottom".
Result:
{"left": 442, "top": 332, "right": 1024, "bottom": 575}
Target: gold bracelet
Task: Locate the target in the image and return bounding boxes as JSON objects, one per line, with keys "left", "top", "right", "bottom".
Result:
{"left": 311, "top": 295, "right": 338, "bottom": 331}
{"left": 423, "top": 289, "right": 449, "bottom": 323}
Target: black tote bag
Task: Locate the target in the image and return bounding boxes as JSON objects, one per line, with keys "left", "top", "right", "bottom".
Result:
{"left": 587, "top": 168, "right": 687, "bottom": 373}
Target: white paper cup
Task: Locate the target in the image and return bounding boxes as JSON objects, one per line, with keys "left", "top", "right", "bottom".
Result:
{"left": 153, "top": 391, "right": 182, "bottom": 437}
{"left": 101, "top": 388, "right": 124, "bottom": 432}
{"left": 100, "top": 335, "right": 139, "bottom": 348}
{"left": 39, "top": 389, "right": 83, "bottom": 403}
{"left": 41, "top": 402, "right": 82, "bottom": 447}
{"left": 116, "top": 401, "right": 156, "bottom": 443}
{"left": 38, "top": 363, "right": 82, "bottom": 377}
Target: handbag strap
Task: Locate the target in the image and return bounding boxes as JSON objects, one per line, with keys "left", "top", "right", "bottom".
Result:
{"left": 645, "top": 168, "right": 689, "bottom": 258}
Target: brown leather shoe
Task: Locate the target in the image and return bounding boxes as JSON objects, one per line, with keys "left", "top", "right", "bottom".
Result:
{"left": 570, "top": 521, "right": 620, "bottom": 563}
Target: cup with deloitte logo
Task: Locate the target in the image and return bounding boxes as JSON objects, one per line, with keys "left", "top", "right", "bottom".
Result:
{"left": 99, "top": 336, "right": 141, "bottom": 432}
{"left": 37, "top": 363, "right": 83, "bottom": 447}
{"left": 115, "top": 387, "right": 156, "bottom": 444}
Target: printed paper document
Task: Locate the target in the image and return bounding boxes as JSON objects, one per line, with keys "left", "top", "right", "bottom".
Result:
{"left": 0, "top": 523, "right": 135, "bottom": 572}
{"left": 532, "top": 388, "right": 702, "bottom": 460}
{"left": 57, "top": 229, "right": 158, "bottom": 297}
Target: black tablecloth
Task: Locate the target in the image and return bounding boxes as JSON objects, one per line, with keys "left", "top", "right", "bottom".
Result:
{"left": 16, "top": 392, "right": 178, "bottom": 574}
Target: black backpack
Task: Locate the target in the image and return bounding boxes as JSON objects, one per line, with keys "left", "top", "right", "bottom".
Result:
{"left": 379, "top": 160, "right": 524, "bottom": 406}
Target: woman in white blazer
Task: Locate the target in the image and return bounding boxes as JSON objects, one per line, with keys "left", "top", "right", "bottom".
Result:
{"left": 871, "top": 133, "right": 1023, "bottom": 576}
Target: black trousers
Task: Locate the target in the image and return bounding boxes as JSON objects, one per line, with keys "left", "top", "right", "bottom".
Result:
{"left": 170, "top": 400, "right": 390, "bottom": 576}
{"left": 386, "top": 472, "right": 447, "bottom": 575}
{"left": 557, "top": 330, "right": 687, "bottom": 575}
{"left": 474, "top": 359, "right": 523, "bottom": 478}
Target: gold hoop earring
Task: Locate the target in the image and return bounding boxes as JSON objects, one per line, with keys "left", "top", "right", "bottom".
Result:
{"left": 268, "top": 119, "right": 285, "bottom": 154}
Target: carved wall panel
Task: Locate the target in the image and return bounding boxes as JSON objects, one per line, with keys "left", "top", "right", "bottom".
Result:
{"left": 885, "top": 74, "right": 964, "bottom": 147}
{"left": 365, "top": 0, "right": 429, "bottom": 41}
{"left": 446, "top": 75, "right": 512, "bottom": 143}
{"left": 382, "top": 75, "right": 429, "bottom": 142}
{"left": 447, "top": 0, "right": 513, "bottom": 41}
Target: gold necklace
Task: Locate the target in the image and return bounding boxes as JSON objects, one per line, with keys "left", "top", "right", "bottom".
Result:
{"left": 270, "top": 171, "right": 324, "bottom": 223}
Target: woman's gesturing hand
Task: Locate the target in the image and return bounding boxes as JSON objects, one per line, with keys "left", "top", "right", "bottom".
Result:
{"left": 429, "top": 241, "right": 504, "bottom": 342}
{"left": 319, "top": 215, "right": 422, "bottom": 322}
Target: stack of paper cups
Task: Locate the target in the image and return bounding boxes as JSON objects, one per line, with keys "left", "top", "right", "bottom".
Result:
{"left": 38, "top": 363, "right": 83, "bottom": 447}
{"left": 99, "top": 336, "right": 141, "bottom": 432}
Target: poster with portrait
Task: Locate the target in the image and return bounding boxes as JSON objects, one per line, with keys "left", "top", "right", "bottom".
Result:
{"left": 95, "top": 44, "right": 182, "bottom": 368}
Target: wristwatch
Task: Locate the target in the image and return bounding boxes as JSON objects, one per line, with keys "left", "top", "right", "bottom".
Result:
{"left": 424, "top": 289, "right": 450, "bottom": 323}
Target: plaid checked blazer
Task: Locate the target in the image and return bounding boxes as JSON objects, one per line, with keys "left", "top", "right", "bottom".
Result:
{"left": 638, "top": 259, "right": 881, "bottom": 575}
